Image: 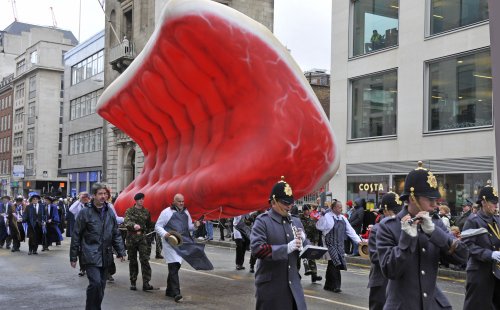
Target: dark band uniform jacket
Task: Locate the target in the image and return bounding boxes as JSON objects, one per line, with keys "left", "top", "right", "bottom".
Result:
{"left": 250, "top": 208, "right": 310, "bottom": 310}
{"left": 367, "top": 223, "right": 386, "bottom": 310}
{"left": 462, "top": 210, "right": 500, "bottom": 309}
{"left": 376, "top": 207, "right": 468, "bottom": 310}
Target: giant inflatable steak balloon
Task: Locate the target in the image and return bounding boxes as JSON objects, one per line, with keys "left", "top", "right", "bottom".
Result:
{"left": 97, "top": 0, "right": 339, "bottom": 221}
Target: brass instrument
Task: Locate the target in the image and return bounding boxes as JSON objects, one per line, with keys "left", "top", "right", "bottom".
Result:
{"left": 166, "top": 230, "right": 183, "bottom": 247}
{"left": 288, "top": 215, "right": 312, "bottom": 275}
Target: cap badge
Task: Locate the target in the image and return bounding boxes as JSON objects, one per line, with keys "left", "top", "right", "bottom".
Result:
{"left": 394, "top": 193, "right": 402, "bottom": 205}
{"left": 427, "top": 172, "right": 437, "bottom": 189}
{"left": 284, "top": 183, "right": 293, "bottom": 196}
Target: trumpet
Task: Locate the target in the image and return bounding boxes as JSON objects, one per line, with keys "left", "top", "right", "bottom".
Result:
{"left": 407, "top": 216, "right": 422, "bottom": 225}
{"left": 288, "top": 215, "right": 303, "bottom": 252}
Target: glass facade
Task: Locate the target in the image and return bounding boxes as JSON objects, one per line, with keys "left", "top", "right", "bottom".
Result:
{"left": 428, "top": 49, "right": 492, "bottom": 132}
{"left": 430, "top": 0, "right": 489, "bottom": 35}
{"left": 393, "top": 172, "right": 491, "bottom": 215}
{"left": 71, "top": 50, "right": 104, "bottom": 85}
{"left": 352, "top": 0, "right": 399, "bottom": 57}
{"left": 351, "top": 70, "right": 397, "bottom": 139}
{"left": 347, "top": 175, "right": 390, "bottom": 209}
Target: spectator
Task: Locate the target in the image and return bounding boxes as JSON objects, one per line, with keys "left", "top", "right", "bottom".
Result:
{"left": 438, "top": 205, "right": 451, "bottom": 231}
{"left": 455, "top": 200, "right": 473, "bottom": 231}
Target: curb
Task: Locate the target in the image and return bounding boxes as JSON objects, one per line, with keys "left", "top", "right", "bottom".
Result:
{"left": 204, "top": 239, "right": 466, "bottom": 280}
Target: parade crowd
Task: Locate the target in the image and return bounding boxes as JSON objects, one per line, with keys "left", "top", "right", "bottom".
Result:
{"left": 1, "top": 163, "right": 500, "bottom": 310}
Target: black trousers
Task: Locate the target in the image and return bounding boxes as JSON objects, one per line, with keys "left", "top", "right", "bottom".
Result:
{"left": 324, "top": 260, "right": 341, "bottom": 290}
{"left": 369, "top": 285, "right": 386, "bottom": 310}
{"left": 85, "top": 266, "right": 108, "bottom": 310}
{"left": 249, "top": 253, "right": 257, "bottom": 268}
{"left": 235, "top": 239, "right": 248, "bottom": 266}
{"left": 166, "top": 262, "right": 181, "bottom": 297}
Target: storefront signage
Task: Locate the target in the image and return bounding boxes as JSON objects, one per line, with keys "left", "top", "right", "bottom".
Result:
{"left": 358, "top": 183, "right": 384, "bottom": 192}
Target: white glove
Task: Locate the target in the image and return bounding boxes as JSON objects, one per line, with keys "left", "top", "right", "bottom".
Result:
{"left": 401, "top": 220, "right": 417, "bottom": 237}
{"left": 420, "top": 213, "right": 435, "bottom": 235}
{"left": 287, "top": 239, "right": 301, "bottom": 254}
{"left": 298, "top": 229, "right": 306, "bottom": 241}
{"left": 492, "top": 251, "right": 500, "bottom": 262}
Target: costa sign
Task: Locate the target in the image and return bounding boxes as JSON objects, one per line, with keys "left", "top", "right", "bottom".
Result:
{"left": 358, "top": 183, "right": 384, "bottom": 192}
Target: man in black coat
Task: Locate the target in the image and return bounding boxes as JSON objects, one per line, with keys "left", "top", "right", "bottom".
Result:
{"left": 455, "top": 200, "right": 473, "bottom": 232}
{"left": 348, "top": 198, "right": 364, "bottom": 256}
{"left": 70, "top": 183, "right": 126, "bottom": 310}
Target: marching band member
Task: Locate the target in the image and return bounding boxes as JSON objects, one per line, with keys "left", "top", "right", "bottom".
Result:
{"left": 250, "top": 177, "right": 309, "bottom": 310}
{"left": 368, "top": 192, "right": 402, "bottom": 310}
{"left": 376, "top": 162, "right": 467, "bottom": 309}
{"left": 463, "top": 182, "right": 500, "bottom": 309}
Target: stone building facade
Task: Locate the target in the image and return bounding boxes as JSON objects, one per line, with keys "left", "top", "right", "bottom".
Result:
{"left": 102, "top": 0, "right": 274, "bottom": 195}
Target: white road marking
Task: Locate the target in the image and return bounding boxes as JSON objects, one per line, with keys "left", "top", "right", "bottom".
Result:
{"left": 150, "top": 261, "right": 235, "bottom": 281}
{"left": 304, "top": 294, "right": 368, "bottom": 309}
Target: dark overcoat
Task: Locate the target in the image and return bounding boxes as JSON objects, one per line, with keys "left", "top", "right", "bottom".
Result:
{"left": 376, "top": 207, "right": 468, "bottom": 310}
{"left": 250, "top": 208, "right": 309, "bottom": 310}
{"left": 462, "top": 211, "right": 500, "bottom": 310}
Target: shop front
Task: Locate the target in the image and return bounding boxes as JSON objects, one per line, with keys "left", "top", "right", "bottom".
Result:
{"left": 346, "top": 157, "right": 494, "bottom": 215}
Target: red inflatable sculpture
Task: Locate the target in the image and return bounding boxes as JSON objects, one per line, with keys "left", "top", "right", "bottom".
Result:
{"left": 97, "top": 0, "right": 339, "bottom": 221}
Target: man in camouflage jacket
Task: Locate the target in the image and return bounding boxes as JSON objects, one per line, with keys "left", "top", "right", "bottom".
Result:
{"left": 124, "top": 193, "right": 155, "bottom": 291}
{"left": 300, "top": 205, "right": 322, "bottom": 283}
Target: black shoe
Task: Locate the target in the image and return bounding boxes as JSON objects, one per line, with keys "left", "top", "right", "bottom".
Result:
{"left": 6, "top": 246, "right": 10, "bottom": 249}
{"left": 236, "top": 265, "right": 245, "bottom": 270}
{"left": 333, "top": 288, "right": 342, "bottom": 293}
{"left": 155, "top": 254, "right": 164, "bottom": 259}
{"left": 130, "top": 283, "right": 137, "bottom": 291}
{"left": 78, "top": 270, "right": 86, "bottom": 277}
{"left": 32, "top": 251, "right": 38, "bottom": 255}
{"left": 143, "top": 283, "right": 157, "bottom": 291}
{"left": 174, "top": 295, "right": 183, "bottom": 303}
{"left": 249, "top": 267, "right": 255, "bottom": 273}
{"left": 312, "top": 275, "right": 322, "bottom": 283}
{"left": 28, "top": 251, "right": 32, "bottom": 255}
{"left": 107, "top": 275, "right": 114, "bottom": 282}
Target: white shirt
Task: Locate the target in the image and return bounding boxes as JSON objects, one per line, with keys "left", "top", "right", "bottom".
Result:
{"left": 233, "top": 216, "right": 242, "bottom": 240}
{"left": 155, "top": 207, "right": 194, "bottom": 264}
{"left": 316, "top": 212, "right": 361, "bottom": 244}
{"left": 35, "top": 204, "right": 39, "bottom": 215}
{"left": 107, "top": 203, "right": 124, "bottom": 224}
{"left": 69, "top": 201, "right": 84, "bottom": 218}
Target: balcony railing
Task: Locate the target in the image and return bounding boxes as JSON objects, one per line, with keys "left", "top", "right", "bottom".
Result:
{"left": 109, "top": 41, "right": 136, "bottom": 73}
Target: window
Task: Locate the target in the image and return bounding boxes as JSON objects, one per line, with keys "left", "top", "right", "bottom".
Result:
{"left": 352, "top": 0, "right": 399, "bottom": 57}
{"left": 427, "top": 49, "right": 491, "bottom": 132}
{"left": 69, "top": 128, "right": 103, "bottom": 155}
{"left": 430, "top": 0, "right": 489, "bottom": 35}
{"left": 15, "top": 82, "right": 25, "bottom": 100}
{"left": 30, "top": 50, "right": 38, "bottom": 64}
{"left": 350, "top": 70, "right": 397, "bottom": 139}
{"left": 26, "top": 153, "right": 34, "bottom": 169}
{"left": 14, "top": 132, "right": 22, "bottom": 147}
{"left": 28, "top": 75, "right": 36, "bottom": 99}
{"left": 70, "top": 50, "right": 104, "bottom": 85}
{"left": 15, "top": 108, "right": 24, "bottom": 123}
{"left": 16, "top": 59, "right": 25, "bottom": 75}
{"left": 27, "top": 127, "right": 34, "bottom": 143}
{"left": 70, "top": 89, "right": 102, "bottom": 120}
{"left": 13, "top": 156, "right": 22, "bottom": 165}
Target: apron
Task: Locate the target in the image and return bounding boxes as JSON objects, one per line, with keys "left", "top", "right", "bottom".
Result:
{"left": 165, "top": 209, "right": 213, "bottom": 270}
{"left": 325, "top": 215, "right": 347, "bottom": 270}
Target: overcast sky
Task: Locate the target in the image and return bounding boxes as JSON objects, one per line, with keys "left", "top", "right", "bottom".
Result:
{"left": 0, "top": 0, "right": 331, "bottom": 72}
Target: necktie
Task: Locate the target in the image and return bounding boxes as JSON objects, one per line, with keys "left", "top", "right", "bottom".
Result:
{"left": 36, "top": 204, "right": 38, "bottom": 215}
{"left": 48, "top": 205, "right": 51, "bottom": 217}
